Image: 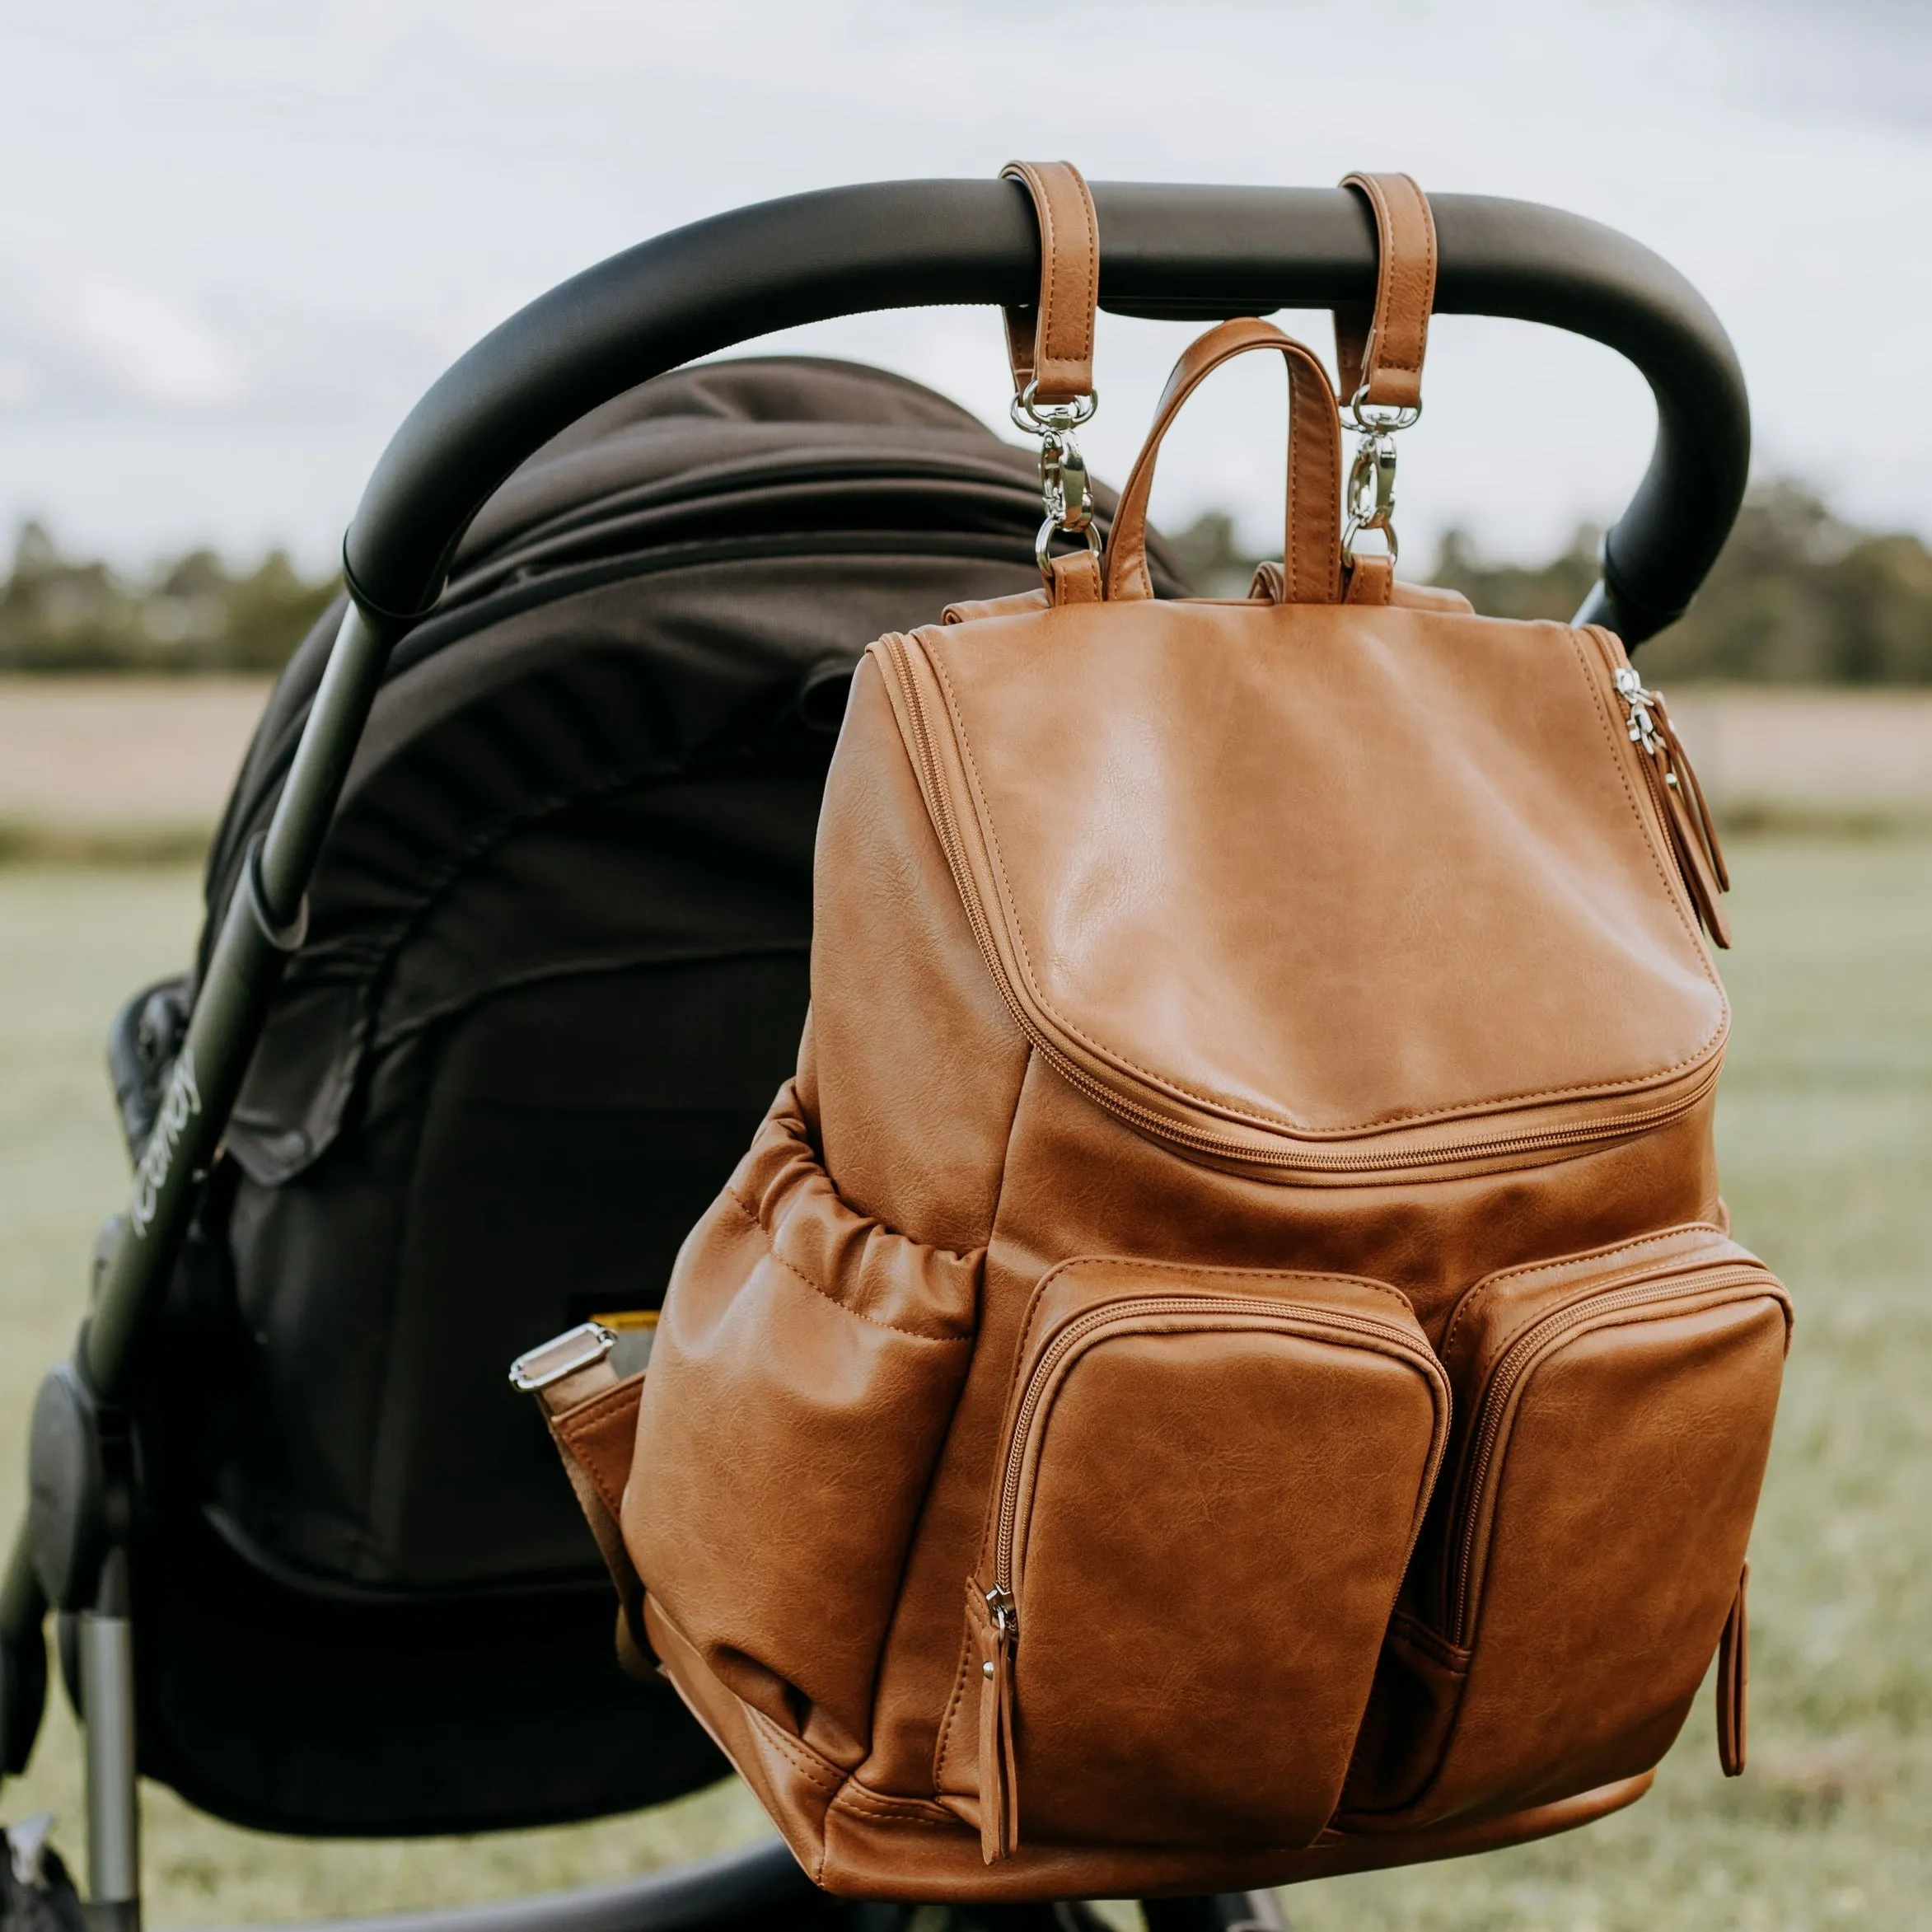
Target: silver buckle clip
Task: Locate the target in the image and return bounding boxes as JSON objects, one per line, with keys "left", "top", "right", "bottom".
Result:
{"left": 1012, "top": 382, "right": 1101, "bottom": 584}
{"left": 508, "top": 1321, "right": 617, "bottom": 1392}
{"left": 1341, "top": 389, "right": 1421, "bottom": 568}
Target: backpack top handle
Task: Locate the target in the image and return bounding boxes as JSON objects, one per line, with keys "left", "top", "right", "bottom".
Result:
{"left": 1103, "top": 318, "right": 1344, "bottom": 608}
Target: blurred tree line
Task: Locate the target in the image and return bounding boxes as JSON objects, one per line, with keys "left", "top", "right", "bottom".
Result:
{"left": 0, "top": 521, "right": 336, "bottom": 674}
{"left": 4, "top": 477, "right": 1931, "bottom": 680}
{"left": 1169, "top": 479, "right": 1932, "bottom": 682}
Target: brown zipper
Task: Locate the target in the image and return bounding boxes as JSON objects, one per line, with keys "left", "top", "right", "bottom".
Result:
{"left": 883, "top": 631, "right": 1720, "bottom": 1178}
{"left": 1443, "top": 1261, "right": 1779, "bottom": 1640}
{"left": 974, "top": 1291, "right": 1446, "bottom": 1860}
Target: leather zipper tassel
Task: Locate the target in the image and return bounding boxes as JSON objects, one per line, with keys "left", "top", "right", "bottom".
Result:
{"left": 972, "top": 1583, "right": 1019, "bottom": 1861}
{"left": 1717, "top": 1561, "right": 1749, "bottom": 1777}
{"left": 1651, "top": 692, "right": 1729, "bottom": 892}
{"left": 1613, "top": 665, "right": 1732, "bottom": 948}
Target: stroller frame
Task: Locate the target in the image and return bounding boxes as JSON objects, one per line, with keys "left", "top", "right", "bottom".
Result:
{"left": 0, "top": 176, "right": 1748, "bottom": 1932}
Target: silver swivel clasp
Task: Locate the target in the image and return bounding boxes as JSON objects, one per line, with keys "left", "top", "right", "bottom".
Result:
{"left": 1341, "top": 388, "right": 1420, "bottom": 567}
{"left": 1012, "top": 381, "right": 1101, "bottom": 583}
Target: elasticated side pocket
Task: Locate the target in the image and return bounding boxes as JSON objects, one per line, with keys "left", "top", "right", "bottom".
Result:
{"left": 625, "top": 1081, "right": 979, "bottom": 1768}
{"left": 947, "top": 1259, "right": 1449, "bottom": 1857}
{"left": 1342, "top": 1225, "right": 1791, "bottom": 1827}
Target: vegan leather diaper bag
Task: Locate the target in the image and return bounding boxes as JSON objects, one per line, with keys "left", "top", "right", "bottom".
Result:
{"left": 520, "top": 162, "right": 1791, "bottom": 1901}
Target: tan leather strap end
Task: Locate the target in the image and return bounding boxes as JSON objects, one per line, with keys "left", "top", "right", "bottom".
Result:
{"left": 1343, "top": 552, "right": 1396, "bottom": 606}
{"left": 531, "top": 1364, "right": 655, "bottom": 1677}
{"left": 1000, "top": 161, "right": 1098, "bottom": 405}
{"left": 1335, "top": 171, "right": 1436, "bottom": 414}
{"left": 1716, "top": 1561, "right": 1748, "bottom": 1776}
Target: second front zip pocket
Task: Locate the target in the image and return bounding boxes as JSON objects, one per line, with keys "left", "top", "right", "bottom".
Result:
{"left": 943, "top": 1258, "right": 1449, "bottom": 1860}
{"left": 1341, "top": 1224, "right": 1791, "bottom": 1828}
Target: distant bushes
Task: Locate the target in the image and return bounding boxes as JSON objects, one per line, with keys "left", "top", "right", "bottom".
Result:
{"left": 1169, "top": 479, "right": 1932, "bottom": 684}
{"left": 7, "top": 478, "right": 1932, "bottom": 681}
{"left": 0, "top": 522, "right": 336, "bottom": 674}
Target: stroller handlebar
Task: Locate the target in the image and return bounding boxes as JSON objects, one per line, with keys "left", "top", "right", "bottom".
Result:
{"left": 343, "top": 178, "right": 1749, "bottom": 644}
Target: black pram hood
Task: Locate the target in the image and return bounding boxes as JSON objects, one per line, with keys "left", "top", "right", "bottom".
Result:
{"left": 201, "top": 356, "right": 1187, "bottom": 1190}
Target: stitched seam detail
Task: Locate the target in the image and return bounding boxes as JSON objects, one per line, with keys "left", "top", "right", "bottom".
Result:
{"left": 926, "top": 631, "right": 1726, "bottom": 1134}
{"left": 1075, "top": 171, "right": 1097, "bottom": 367}
{"left": 1037, "top": 166, "right": 1096, "bottom": 381}
{"left": 1379, "top": 177, "right": 1428, "bottom": 375}
{"left": 578, "top": 1457, "right": 625, "bottom": 1525}
{"left": 1036, "top": 166, "right": 1060, "bottom": 369}
{"left": 1039, "top": 1254, "right": 1420, "bottom": 1319}
{"left": 1439, "top": 1222, "right": 1730, "bottom": 1364}
{"left": 555, "top": 1385, "right": 639, "bottom": 1519}
{"left": 1413, "top": 177, "right": 1437, "bottom": 372}
{"left": 743, "top": 1705, "right": 844, "bottom": 1794}
{"left": 933, "top": 1632, "right": 977, "bottom": 1796}
{"left": 1345, "top": 174, "right": 1432, "bottom": 389}
{"left": 1288, "top": 354, "right": 1341, "bottom": 601}
{"left": 557, "top": 1378, "right": 639, "bottom": 1431}
{"left": 834, "top": 1785, "right": 959, "bottom": 1825}
{"left": 1369, "top": 177, "right": 1396, "bottom": 375}
{"left": 722, "top": 1187, "right": 975, "bottom": 1345}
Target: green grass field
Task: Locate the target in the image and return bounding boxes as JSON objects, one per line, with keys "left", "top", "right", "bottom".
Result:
{"left": 2, "top": 840, "right": 1929, "bottom": 1930}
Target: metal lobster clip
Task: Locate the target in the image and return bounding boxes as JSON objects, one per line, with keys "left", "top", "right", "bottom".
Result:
{"left": 1341, "top": 390, "right": 1420, "bottom": 566}
{"left": 1013, "top": 382, "right": 1102, "bottom": 582}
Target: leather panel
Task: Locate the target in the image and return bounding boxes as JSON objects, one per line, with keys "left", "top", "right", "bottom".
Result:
{"left": 627, "top": 1084, "right": 980, "bottom": 1764}
{"left": 811, "top": 654, "right": 1031, "bottom": 1251}
{"left": 887, "top": 602, "right": 1725, "bottom": 1154}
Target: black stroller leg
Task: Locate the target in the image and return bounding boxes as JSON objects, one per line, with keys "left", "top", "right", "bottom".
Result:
{"left": 77, "top": 1552, "right": 138, "bottom": 1932}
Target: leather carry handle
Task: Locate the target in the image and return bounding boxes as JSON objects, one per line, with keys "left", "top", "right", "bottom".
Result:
{"left": 1333, "top": 171, "right": 1436, "bottom": 414}
{"left": 1000, "top": 161, "right": 1099, "bottom": 406}
{"left": 1104, "top": 317, "right": 1343, "bottom": 606}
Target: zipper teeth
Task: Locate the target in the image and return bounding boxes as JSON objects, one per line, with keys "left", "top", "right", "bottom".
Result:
{"left": 887, "top": 634, "right": 1714, "bottom": 1178}
{"left": 1446, "top": 1262, "right": 1776, "bottom": 1638}
{"left": 993, "top": 1294, "right": 1434, "bottom": 1614}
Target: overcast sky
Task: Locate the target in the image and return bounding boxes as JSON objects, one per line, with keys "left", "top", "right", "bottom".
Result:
{"left": 2, "top": 0, "right": 1927, "bottom": 573}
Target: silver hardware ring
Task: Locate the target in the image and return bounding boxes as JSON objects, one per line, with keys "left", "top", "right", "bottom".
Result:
{"left": 1011, "top": 381, "right": 1098, "bottom": 434}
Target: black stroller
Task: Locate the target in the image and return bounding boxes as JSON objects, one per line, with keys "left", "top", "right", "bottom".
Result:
{"left": 0, "top": 175, "right": 1747, "bottom": 1932}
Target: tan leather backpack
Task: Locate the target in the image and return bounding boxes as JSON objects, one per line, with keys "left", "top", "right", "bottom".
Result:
{"left": 522, "top": 162, "right": 1790, "bottom": 1902}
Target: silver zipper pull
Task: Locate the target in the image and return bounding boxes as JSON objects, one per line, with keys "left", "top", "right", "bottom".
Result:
{"left": 985, "top": 1584, "right": 1016, "bottom": 1641}
{"left": 1612, "top": 666, "right": 1664, "bottom": 757}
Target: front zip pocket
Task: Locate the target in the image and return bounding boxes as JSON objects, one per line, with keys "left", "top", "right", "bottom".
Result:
{"left": 1342, "top": 1225, "right": 1791, "bottom": 1827}
{"left": 947, "top": 1258, "right": 1448, "bottom": 1859}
